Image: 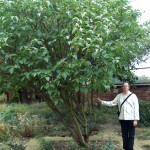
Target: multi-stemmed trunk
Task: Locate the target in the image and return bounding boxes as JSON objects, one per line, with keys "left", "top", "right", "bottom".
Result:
{"left": 37, "top": 88, "right": 92, "bottom": 147}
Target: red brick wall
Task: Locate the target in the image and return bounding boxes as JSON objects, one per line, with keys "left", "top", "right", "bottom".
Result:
{"left": 97, "top": 85, "right": 150, "bottom": 101}
{"left": 131, "top": 85, "right": 150, "bottom": 101}
{"left": 96, "top": 90, "right": 118, "bottom": 101}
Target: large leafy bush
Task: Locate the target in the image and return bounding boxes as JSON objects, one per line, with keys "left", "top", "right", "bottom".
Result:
{"left": 0, "top": 0, "right": 148, "bottom": 147}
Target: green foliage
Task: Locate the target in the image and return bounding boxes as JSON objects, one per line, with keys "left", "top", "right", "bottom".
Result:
{"left": 0, "top": 0, "right": 147, "bottom": 95}
{"left": 0, "top": 102, "right": 69, "bottom": 138}
{"left": 89, "top": 144, "right": 100, "bottom": 150}
{"left": 100, "top": 139, "right": 115, "bottom": 150}
{"left": 69, "top": 140, "right": 115, "bottom": 150}
{"left": 35, "top": 136, "right": 53, "bottom": 150}
{"left": 0, "top": 94, "right": 7, "bottom": 103}
{"left": 0, "top": 144, "right": 10, "bottom": 150}
{"left": 86, "top": 106, "right": 117, "bottom": 128}
{"left": 0, "top": 103, "right": 7, "bottom": 111}
{"left": 0, "top": 102, "right": 118, "bottom": 141}
{"left": 0, "top": 101, "right": 150, "bottom": 148}
{"left": 8, "top": 143, "right": 25, "bottom": 150}
{"left": 139, "top": 101, "right": 150, "bottom": 127}
{"left": 138, "top": 131, "right": 150, "bottom": 140}
{"left": 0, "top": 1, "right": 149, "bottom": 145}
{"left": 11, "top": 113, "right": 47, "bottom": 138}
{"left": 0, "top": 122, "right": 11, "bottom": 142}
{"left": 0, "top": 111, "right": 17, "bottom": 125}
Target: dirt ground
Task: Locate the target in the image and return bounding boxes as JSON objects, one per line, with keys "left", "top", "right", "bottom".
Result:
{"left": 26, "top": 123, "right": 150, "bottom": 150}
{"left": 96, "top": 123, "right": 150, "bottom": 150}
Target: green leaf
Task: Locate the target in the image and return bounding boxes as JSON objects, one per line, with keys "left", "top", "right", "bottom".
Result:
{"left": 86, "top": 61, "right": 91, "bottom": 66}
{"left": 75, "top": 86, "right": 79, "bottom": 92}
{"left": 80, "top": 87, "right": 88, "bottom": 93}
{"left": 46, "top": 77, "right": 50, "bottom": 81}
{"left": 62, "top": 73, "right": 67, "bottom": 80}
{"left": 44, "top": 57, "right": 49, "bottom": 63}
{"left": 9, "top": 68, "right": 14, "bottom": 74}
{"left": 54, "top": 100, "right": 59, "bottom": 106}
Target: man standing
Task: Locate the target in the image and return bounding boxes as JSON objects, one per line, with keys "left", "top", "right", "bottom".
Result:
{"left": 96, "top": 82, "right": 139, "bottom": 150}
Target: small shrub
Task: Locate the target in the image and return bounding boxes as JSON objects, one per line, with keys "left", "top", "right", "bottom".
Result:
{"left": 11, "top": 113, "right": 47, "bottom": 138}
{"left": 35, "top": 136, "right": 53, "bottom": 150}
{"left": 2, "top": 111, "right": 17, "bottom": 125}
{"left": 90, "top": 143, "right": 101, "bottom": 150}
{"left": 0, "top": 122, "right": 11, "bottom": 142}
{"left": 0, "top": 104, "right": 7, "bottom": 111}
{"left": 0, "top": 94, "right": 7, "bottom": 103}
{"left": 101, "top": 140, "right": 115, "bottom": 150}
{"left": 67, "top": 141, "right": 79, "bottom": 149}
{"left": 0, "top": 143, "right": 10, "bottom": 150}
{"left": 0, "top": 102, "right": 68, "bottom": 138}
{"left": 139, "top": 101, "right": 150, "bottom": 127}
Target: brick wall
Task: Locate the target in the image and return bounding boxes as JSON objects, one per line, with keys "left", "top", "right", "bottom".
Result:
{"left": 97, "top": 85, "right": 150, "bottom": 101}
{"left": 131, "top": 85, "right": 150, "bottom": 101}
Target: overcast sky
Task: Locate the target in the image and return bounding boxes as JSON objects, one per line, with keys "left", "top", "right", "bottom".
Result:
{"left": 129, "top": 0, "right": 150, "bottom": 77}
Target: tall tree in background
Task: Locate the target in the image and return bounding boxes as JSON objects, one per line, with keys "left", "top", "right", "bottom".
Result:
{"left": 0, "top": 0, "right": 149, "bottom": 147}
{"left": 142, "top": 21, "right": 150, "bottom": 60}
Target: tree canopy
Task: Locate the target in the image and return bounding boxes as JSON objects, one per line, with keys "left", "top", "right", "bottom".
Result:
{"left": 0, "top": 0, "right": 149, "bottom": 147}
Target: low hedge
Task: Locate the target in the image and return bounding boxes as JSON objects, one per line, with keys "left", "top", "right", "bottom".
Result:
{"left": 139, "top": 100, "right": 150, "bottom": 127}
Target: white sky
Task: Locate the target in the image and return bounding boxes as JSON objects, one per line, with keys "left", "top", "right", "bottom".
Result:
{"left": 129, "top": 0, "right": 150, "bottom": 77}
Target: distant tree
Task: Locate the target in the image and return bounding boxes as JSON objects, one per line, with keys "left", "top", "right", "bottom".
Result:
{"left": 141, "top": 21, "right": 150, "bottom": 61}
{"left": 0, "top": 0, "right": 149, "bottom": 147}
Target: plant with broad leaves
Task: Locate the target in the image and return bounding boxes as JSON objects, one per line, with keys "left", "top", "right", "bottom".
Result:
{"left": 0, "top": 0, "right": 149, "bottom": 147}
